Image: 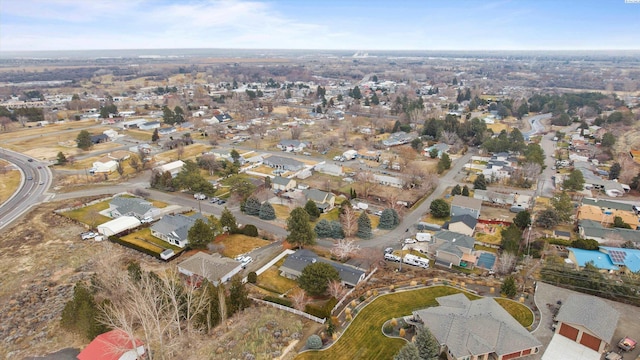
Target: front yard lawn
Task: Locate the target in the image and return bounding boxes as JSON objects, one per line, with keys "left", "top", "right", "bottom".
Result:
{"left": 494, "top": 298, "right": 534, "bottom": 328}
{"left": 216, "top": 234, "right": 271, "bottom": 258}
{"left": 62, "top": 201, "right": 111, "bottom": 227}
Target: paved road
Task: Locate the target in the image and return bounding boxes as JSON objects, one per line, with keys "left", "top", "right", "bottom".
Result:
{"left": 0, "top": 148, "right": 53, "bottom": 231}
{"left": 523, "top": 113, "right": 552, "bottom": 141}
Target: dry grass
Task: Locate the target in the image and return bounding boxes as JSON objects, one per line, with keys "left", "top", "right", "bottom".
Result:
{"left": 475, "top": 231, "right": 503, "bottom": 245}
{"left": 216, "top": 234, "right": 271, "bottom": 257}
{"left": 61, "top": 200, "right": 112, "bottom": 227}
{"left": 120, "top": 228, "right": 183, "bottom": 253}
{"left": 487, "top": 123, "right": 509, "bottom": 133}
{"left": 273, "top": 204, "right": 292, "bottom": 219}
{"left": 0, "top": 167, "right": 21, "bottom": 204}
{"left": 154, "top": 143, "right": 211, "bottom": 163}
{"left": 256, "top": 267, "right": 299, "bottom": 294}
{"left": 123, "top": 128, "right": 154, "bottom": 141}
{"left": 0, "top": 120, "right": 98, "bottom": 142}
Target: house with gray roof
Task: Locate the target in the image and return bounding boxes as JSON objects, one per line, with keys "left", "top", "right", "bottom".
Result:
{"left": 430, "top": 230, "right": 477, "bottom": 268}
{"left": 277, "top": 139, "right": 308, "bottom": 152}
{"left": 450, "top": 195, "right": 482, "bottom": 219}
{"left": 553, "top": 294, "right": 619, "bottom": 353}
{"left": 108, "top": 196, "right": 161, "bottom": 220}
{"left": 271, "top": 176, "right": 297, "bottom": 192}
{"left": 578, "top": 219, "right": 639, "bottom": 244}
{"left": 382, "top": 131, "right": 414, "bottom": 147}
{"left": 150, "top": 213, "right": 207, "bottom": 248}
{"left": 303, "top": 189, "right": 336, "bottom": 212}
{"left": 279, "top": 249, "right": 365, "bottom": 287}
{"left": 443, "top": 215, "right": 477, "bottom": 236}
{"left": 263, "top": 155, "right": 304, "bottom": 172}
{"left": 178, "top": 252, "right": 243, "bottom": 287}
{"left": 411, "top": 293, "right": 541, "bottom": 360}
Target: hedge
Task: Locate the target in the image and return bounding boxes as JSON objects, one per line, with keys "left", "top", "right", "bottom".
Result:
{"left": 109, "top": 235, "right": 162, "bottom": 259}
{"left": 305, "top": 296, "right": 338, "bottom": 319}
{"left": 263, "top": 296, "right": 293, "bottom": 308}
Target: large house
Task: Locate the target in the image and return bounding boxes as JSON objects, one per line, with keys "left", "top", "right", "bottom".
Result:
{"left": 411, "top": 293, "right": 541, "bottom": 360}
{"left": 578, "top": 219, "right": 639, "bottom": 244}
{"left": 429, "top": 230, "right": 477, "bottom": 268}
{"left": 263, "top": 155, "right": 305, "bottom": 172}
{"left": 551, "top": 294, "right": 619, "bottom": 354}
{"left": 107, "top": 196, "right": 161, "bottom": 220}
{"left": 77, "top": 329, "right": 145, "bottom": 360}
{"left": 150, "top": 213, "right": 206, "bottom": 248}
{"left": 271, "top": 176, "right": 297, "bottom": 192}
{"left": 450, "top": 195, "right": 482, "bottom": 219}
{"left": 567, "top": 246, "right": 640, "bottom": 274}
{"left": 178, "top": 252, "right": 244, "bottom": 286}
{"left": 277, "top": 139, "right": 307, "bottom": 152}
{"left": 577, "top": 198, "right": 639, "bottom": 229}
{"left": 443, "top": 215, "right": 477, "bottom": 236}
{"left": 279, "top": 249, "right": 365, "bottom": 287}
{"left": 154, "top": 160, "right": 185, "bottom": 178}
{"left": 303, "top": 189, "right": 336, "bottom": 213}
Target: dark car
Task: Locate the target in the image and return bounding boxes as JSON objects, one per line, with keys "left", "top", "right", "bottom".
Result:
{"left": 27, "top": 176, "right": 33, "bottom": 180}
{"left": 27, "top": 159, "right": 33, "bottom": 162}
{"left": 217, "top": 199, "right": 226, "bottom": 205}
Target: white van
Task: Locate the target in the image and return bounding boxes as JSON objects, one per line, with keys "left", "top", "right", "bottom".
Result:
{"left": 403, "top": 254, "right": 430, "bottom": 269}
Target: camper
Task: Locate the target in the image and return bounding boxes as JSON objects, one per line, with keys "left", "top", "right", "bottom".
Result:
{"left": 384, "top": 253, "right": 402, "bottom": 262}
{"left": 416, "top": 233, "right": 431, "bottom": 242}
{"left": 403, "top": 254, "right": 430, "bottom": 269}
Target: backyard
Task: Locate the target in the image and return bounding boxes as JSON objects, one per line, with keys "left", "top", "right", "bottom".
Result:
{"left": 215, "top": 234, "right": 271, "bottom": 258}
{"left": 62, "top": 200, "right": 111, "bottom": 228}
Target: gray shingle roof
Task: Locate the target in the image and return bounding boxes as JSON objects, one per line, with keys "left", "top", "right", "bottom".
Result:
{"left": 279, "top": 249, "right": 365, "bottom": 287}
{"left": 413, "top": 294, "right": 541, "bottom": 358}
{"left": 451, "top": 195, "right": 483, "bottom": 211}
{"left": 110, "top": 196, "right": 155, "bottom": 218}
{"left": 178, "top": 252, "right": 241, "bottom": 282}
{"left": 272, "top": 176, "right": 293, "bottom": 186}
{"left": 434, "top": 230, "right": 476, "bottom": 250}
{"left": 303, "top": 189, "right": 333, "bottom": 203}
{"left": 445, "top": 214, "right": 478, "bottom": 231}
{"left": 555, "top": 294, "right": 619, "bottom": 343}
{"left": 579, "top": 220, "right": 640, "bottom": 242}
{"left": 151, "top": 213, "right": 205, "bottom": 242}
{"left": 582, "top": 198, "right": 635, "bottom": 212}
{"left": 263, "top": 155, "right": 304, "bottom": 169}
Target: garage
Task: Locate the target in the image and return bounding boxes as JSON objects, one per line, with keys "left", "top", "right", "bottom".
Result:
{"left": 579, "top": 332, "right": 602, "bottom": 352}
{"left": 559, "top": 323, "right": 579, "bottom": 341}
{"left": 97, "top": 216, "right": 141, "bottom": 236}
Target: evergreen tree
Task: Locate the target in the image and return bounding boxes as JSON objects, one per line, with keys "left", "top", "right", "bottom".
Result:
{"left": 451, "top": 184, "right": 462, "bottom": 196}
{"left": 227, "top": 276, "right": 250, "bottom": 314}
{"left": 461, "top": 185, "right": 470, "bottom": 196}
{"left": 473, "top": 174, "right": 487, "bottom": 190}
{"left": 351, "top": 86, "right": 362, "bottom": 100}
{"left": 196, "top": 279, "right": 221, "bottom": 332}
{"left": 500, "top": 224, "right": 522, "bottom": 254}
{"left": 357, "top": 211, "right": 372, "bottom": 239}
{"left": 394, "top": 342, "right": 420, "bottom": 360}
{"left": 259, "top": 202, "right": 276, "bottom": 220}
{"left": 220, "top": 207, "right": 238, "bottom": 233}
{"left": 330, "top": 221, "right": 344, "bottom": 239}
{"left": 56, "top": 151, "right": 68, "bottom": 165}
{"left": 61, "top": 282, "right": 106, "bottom": 340}
{"left": 76, "top": 130, "right": 92, "bottom": 150}
{"left": 244, "top": 196, "right": 261, "bottom": 216}
{"left": 513, "top": 210, "right": 532, "bottom": 229}
{"left": 304, "top": 200, "right": 321, "bottom": 221}
{"left": 430, "top": 199, "right": 450, "bottom": 218}
{"left": 314, "top": 219, "right": 333, "bottom": 238}
{"left": 151, "top": 128, "right": 160, "bottom": 142}
{"left": 562, "top": 170, "right": 585, "bottom": 192}
{"left": 437, "top": 153, "right": 451, "bottom": 174}
{"left": 391, "top": 208, "right": 400, "bottom": 227}
{"left": 501, "top": 276, "right": 517, "bottom": 298}
{"left": 536, "top": 208, "right": 560, "bottom": 229}
{"left": 609, "top": 162, "right": 621, "bottom": 180}
{"left": 162, "top": 105, "right": 175, "bottom": 124}
{"left": 297, "top": 262, "right": 340, "bottom": 296}
{"left": 550, "top": 191, "right": 573, "bottom": 223}
{"left": 286, "top": 207, "right": 316, "bottom": 248}
{"left": 378, "top": 208, "right": 397, "bottom": 229}
{"left": 613, "top": 216, "right": 631, "bottom": 229}
{"left": 187, "top": 218, "right": 215, "bottom": 249}
{"left": 415, "top": 325, "right": 440, "bottom": 360}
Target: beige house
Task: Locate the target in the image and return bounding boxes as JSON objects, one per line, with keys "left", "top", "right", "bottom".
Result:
{"left": 271, "top": 176, "right": 297, "bottom": 192}
{"left": 444, "top": 214, "right": 477, "bottom": 236}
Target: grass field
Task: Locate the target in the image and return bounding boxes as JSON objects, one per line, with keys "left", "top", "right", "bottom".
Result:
{"left": 154, "top": 143, "right": 211, "bottom": 163}
{"left": 494, "top": 298, "right": 535, "bottom": 328}
{"left": 120, "top": 228, "right": 183, "bottom": 253}
{"left": 273, "top": 204, "right": 292, "bottom": 219}
{"left": 62, "top": 201, "right": 111, "bottom": 227}
{"left": 217, "top": 234, "right": 271, "bottom": 258}
{"left": 296, "top": 286, "right": 473, "bottom": 360}
{"left": 0, "top": 166, "right": 21, "bottom": 205}
{"left": 256, "top": 267, "right": 299, "bottom": 294}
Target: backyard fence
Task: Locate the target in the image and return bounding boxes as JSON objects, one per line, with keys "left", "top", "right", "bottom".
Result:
{"left": 331, "top": 267, "right": 378, "bottom": 315}
{"left": 252, "top": 297, "right": 326, "bottom": 324}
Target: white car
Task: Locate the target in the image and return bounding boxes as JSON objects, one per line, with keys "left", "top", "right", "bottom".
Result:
{"left": 81, "top": 232, "right": 97, "bottom": 240}
{"left": 384, "top": 253, "right": 402, "bottom": 262}
{"left": 194, "top": 193, "right": 207, "bottom": 200}
{"left": 235, "top": 255, "right": 253, "bottom": 268}
{"left": 404, "top": 238, "right": 417, "bottom": 244}
{"left": 140, "top": 216, "right": 153, "bottom": 224}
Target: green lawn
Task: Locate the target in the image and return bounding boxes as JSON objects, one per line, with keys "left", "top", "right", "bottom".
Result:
{"left": 296, "top": 286, "right": 476, "bottom": 360}
{"left": 494, "top": 298, "right": 535, "bottom": 328}
{"left": 62, "top": 201, "right": 111, "bottom": 228}
{"left": 257, "top": 267, "right": 299, "bottom": 294}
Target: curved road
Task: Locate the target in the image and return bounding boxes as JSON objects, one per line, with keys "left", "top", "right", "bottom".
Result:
{"left": 0, "top": 148, "right": 53, "bottom": 230}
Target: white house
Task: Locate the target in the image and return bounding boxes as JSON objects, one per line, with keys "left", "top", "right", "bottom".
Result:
{"left": 155, "top": 160, "right": 185, "bottom": 177}
{"left": 91, "top": 160, "right": 118, "bottom": 174}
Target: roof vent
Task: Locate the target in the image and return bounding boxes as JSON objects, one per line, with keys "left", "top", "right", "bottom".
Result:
{"left": 311, "top": 258, "right": 317, "bottom": 263}
{"left": 452, "top": 238, "right": 456, "bottom": 242}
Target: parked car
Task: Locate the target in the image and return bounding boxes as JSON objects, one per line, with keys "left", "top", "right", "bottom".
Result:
{"left": 27, "top": 159, "right": 33, "bottom": 162}
{"left": 618, "top": 337, "right": 637, "bottom": 352}
{"left": 384, "top": 253, "right": 401, "bottom": 262}
{"left": 209, "top": 197, "right": 219, "bottom": 203}
{"left": 404, "top": 238, "right": 417, "bottom": 244}
{"left": 384, "top": 247, "right": 394, "bottom": 254}
{"left": 217, "top": 199, "right": 226, "bottom": 205}
{"left": 81, "top": 232, "right": 97, "bottom": 240}
{"left": 194, "top": 193, "right": 207, "bottom": 200}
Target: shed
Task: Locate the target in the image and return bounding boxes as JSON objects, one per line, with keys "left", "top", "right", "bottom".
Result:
{"left": 97, "top": 216, "right": 141, "bottom": 237}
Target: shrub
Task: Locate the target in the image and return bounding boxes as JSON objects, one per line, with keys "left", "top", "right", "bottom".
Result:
{"left": 306, "top": 334, "right": 323, "bottom": 349}
{"left": 263, "top": 296, "right": 292, "bottom": 308}
{"left": 247, "top": 271, "right": 257, "bottom": 284}
{"left": 390, "top": 318, "right": 398, "bottom": 327}
{"left": 383, "top": 323, "right": 394, "bottom": 335}
{"left": 305, "top": 297, "right": 338, "bottom": 319}
{"left": 241, "top": 224, "right": 259, "bottom": 237}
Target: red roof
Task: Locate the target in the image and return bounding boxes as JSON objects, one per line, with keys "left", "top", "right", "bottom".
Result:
{"left": 77, "top": 329, "right": 144, "bottom": 360}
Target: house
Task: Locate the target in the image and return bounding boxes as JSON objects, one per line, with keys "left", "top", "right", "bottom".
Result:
{"left": 277, "top": 139, "right": 307, "bottom": 152}
{"left": 207, "top": 149, "right": 246, "bottom": 165}
{"left": 303, "top": 189, "right": 336, "bottom": 213}
{"left": 578, "top": 198, "right": 639, "bottom": 229}
{"left": 158, "top": 127, "right": 176, "bottom": 135}
{"left": 178, "top": 252, "right": 244, "bottom": 286}
{"left": 599, "top": 246, "right": 640, "bottom": 273}
{"left": 154, "top": 160, "right": 185, "bottom": 177}
{"left": 578, "top": 219, "right": 639, "bottom": 244}
{"left": 107, "top": 196, "right": 161, "bottom": 220}
{"left": 374, "top": 174, "right": 405, "bottom": 188}
{"left": 103, "top": 129, "right": 119, "bottom": 140}
{"left": 567, "top": 247, "right": 640, "bottom": 274}
{"left": 263, "top": 155, "right": 304, "bottom": 172}
{"left": 279, "top": 249, "right": 365, "bottom": 287}
{"left": 90, "top": 134, "right": 109, "bottom": 144}
{"left": 473, "top": 189, "right": 515, "bottom": 205}
{"left": 314, "top": 162, "right": 344, "bottom": 177}
{"left": 382, "top": 131, "right": 414, "bottom": 147}
{"left": 139, "top": 121, "right": 161, "bottom": 130}
{"left": 106, "top": 151, "right": 131, "bottom": 162}
{"left": 411, "top": 293, "right": 541, "bottom": 360}
{"left": 77, "top": 329, "right": 145, "bottom": 360}
{"left": 566, "top": 247, "right": 619, "bottom": 272}
{"left": 430, "top": 230, "right": 477, "bottom": 268}
{"left": 97, "top": 216, "right": 141, "bottom": 237}
{"left": 443, "top": 215, "right": 477, "bottom": 236}
{"left": 150, "top": 213, "right": 206, "bottom": 248}
{"left": 357, "top": 149, "right": 381, "bottom": 161}
{"left": 552, "top": 294, "right": 619, "bottom": 353}
{"left": 423, "top": 143, "right": 449, "bottom": 158}
{"left": 91, "top": 160, "right": 118, "bottom": 174}
{"left": 450, "top": 195, "right": 482, "bottom": 219}
{"left": 271, "top": 176, "right": 297, "bottom": 192}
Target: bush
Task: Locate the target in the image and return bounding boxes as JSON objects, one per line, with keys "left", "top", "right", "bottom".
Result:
{"left": 306, "top": 334, "right": 323, "bottom": 349}
{"left": 383, "top": 323, "right": 394, "bottom": 335}
{"left": 305, "top": 297, "right": 338, "bottom": 319}
{"left": 241, "top": 224, "right": 259, "bottom": 237}
{"left": 263, "top": 296, "right": 292, "bottom": 308}
{"left": 247, "top": 271, "right": 257, "bottom": 284}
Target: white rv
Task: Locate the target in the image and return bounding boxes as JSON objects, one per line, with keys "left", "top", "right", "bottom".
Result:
{"left": 403, "top": 254, "right": 430, "bottom": 269}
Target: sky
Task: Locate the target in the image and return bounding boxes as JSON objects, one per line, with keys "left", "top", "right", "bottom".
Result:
{"left": 1, "top": 0, "right": 639, "bottom": 52}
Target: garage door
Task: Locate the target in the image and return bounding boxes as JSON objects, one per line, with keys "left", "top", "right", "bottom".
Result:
{"left": 559, "top": 323, "right": 579, "bottom": 341}
{"left": 502, "top": 351, "right": 521, "bottom": 360}
{"left": 580, "top": 332, "right": 602, "bottom": 352}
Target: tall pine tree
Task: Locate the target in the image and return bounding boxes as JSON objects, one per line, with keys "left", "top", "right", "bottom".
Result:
{"left": 356, "top": 211, "right": 372, "bottom": 239}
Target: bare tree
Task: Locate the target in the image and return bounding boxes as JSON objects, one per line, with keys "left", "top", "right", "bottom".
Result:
{"left": 340, "top": 207, "right": 359, "bottom": 238}
{"left": 356, "top": 247, "right": 384, "bottom": 272}
{"left": 496, "top": 252, "right": 517, "bottom": 275}
{"left": 356, "top": 170, "right": 377, "bottom": 199}
{"left": 439, "top": 131, "right": 459, "bottom": 145}
{"left": 176, "top": 144, "right": 185, "bottom": 160}
{"left": 0, "top": 116, "right": 12, "bottom": 132}
{"left": 290, "top": 289, "right": 310, "bottom": 311}
{"left": 521, "top": 162, "right": 542, "bottom": 181}
{"left": 330, "top": 239, "right": 360, "bottom": 261}
{"left": 199, "top": 154, "right": 219, "bottom": 176}
{"left": 327, "top": 280, "right": 346, "bottom": 299}
{"left": 129, "top": 154, "right": 142, "bottom": 174}
{"left": 290, "top": 126, "right": 303, "bottom": 140}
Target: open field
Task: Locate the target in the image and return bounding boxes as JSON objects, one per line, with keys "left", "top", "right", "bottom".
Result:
{"left": 0, "top": 162, "right": 21, "bottom": 204}
{"left": 0, "top": 120, "right": 99, "bottom": 141}
{"left": 153, "top": 143, "right": 211, "bottom": 163}
{"left": 216, "top": 234, "right": 271, "bottom": 258}
{"left": 123, "top": 128, "right": 154, "bottom": 141}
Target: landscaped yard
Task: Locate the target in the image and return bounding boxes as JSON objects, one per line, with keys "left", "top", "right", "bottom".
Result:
{"left": 256, "top": 267, "right": 299, "bottom": 294}
{"left": 120, "top": 228, "right": 183, "bottom": 253}
{"left": 216, "top": 234, "right": 271, "bottom": 258}
{"left": 296, "top": 286, "right": 474, "bottom": 360}
{"left": 62, "top": 201, "right": 112, "bottom": 227}
{"left": 494, "top": 298, "right": 534, "bottom": 328}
